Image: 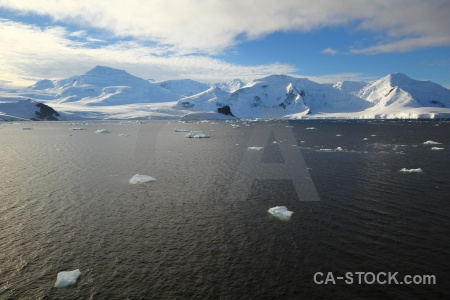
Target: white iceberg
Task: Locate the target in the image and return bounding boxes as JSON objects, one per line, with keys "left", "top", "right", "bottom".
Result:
{"left": 54, "top": 269, "right": 81, "bottom": 288}
{"left": 306, "top": 127, "right": 316, "bottom": 130}
{"left": 336, "top": 147, "right": 343, "bottom": 151}
{"left": 175, "top": 128, "right": 190, "bottom": 132}
{"left": 185, "top": 131, "right": 209, "bottom": 138}
{"left": 431, "top": 147, "right": 444, "bottom": 150}
{"left": 268, "top": 206, "right": 293, "bottom": 220}
{"left": 399, "top": 168, "right": 423, "bottom": 173}
{"left": 423, "top": 140, "right": 442, "bottom": 145}
{"left": 129, "top": 174, "right": 156, "bottom": 184}
{"left": 248, "top": 146, "right": 264, "bottom": 151}
{"left": 95, "top": 128, "right": 110, "bottom": 133}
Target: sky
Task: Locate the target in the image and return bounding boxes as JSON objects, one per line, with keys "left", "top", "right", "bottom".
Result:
{"left": 0, "top": 0, "right": 449, "bottom": 88}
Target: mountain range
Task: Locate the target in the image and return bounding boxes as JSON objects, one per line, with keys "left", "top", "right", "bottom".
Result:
{"left": 1, "top": 66, "right": 450, "bottom": 120}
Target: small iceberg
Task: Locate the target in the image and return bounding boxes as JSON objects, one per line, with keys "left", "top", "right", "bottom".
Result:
{"left": 55, "top": 269, "right": 81, "bottom": 288}
{"left": 431, "top": 147, "right": 444, "bottom": 150}
{"left": 95, "top": 129, "right": 110, "bottom": 134}
{"left": 248, "top": 146, "right": 264, "bottom": 151}
{"left": 423, "top": 140, "right": 442, "bottom": 145}
{"left": 400, "top": 168, "right": 423, "bottom": 173}
{"left": 185, "top": 131, "right": 209, "bottom": 138}
{"left": 336, "top": 147, "right": 343, "bottom": 151}
{"left": 306, "top": 127, "right": 316, "bottom": 130}
{"left": 129, "top": 174, "right": 156, "bottom": 184}
{"left": 175, "top": 128, "right": 190, "bottom": 132}
{"left": 268, "top": 206, "right": 293, "bottom": 220}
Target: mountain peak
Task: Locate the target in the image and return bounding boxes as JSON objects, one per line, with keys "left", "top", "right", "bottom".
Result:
{"left": 85, "top": 66, "right": 130, "bottom": 77}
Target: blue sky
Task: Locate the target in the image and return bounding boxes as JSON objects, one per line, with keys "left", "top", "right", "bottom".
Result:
{"left": 0, "top": 0, "right": 449, "bottom": 88}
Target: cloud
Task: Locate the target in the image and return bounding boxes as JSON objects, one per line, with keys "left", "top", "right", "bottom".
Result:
{"left": 1, "top": 0, "right": 449, "bottom": 54}
{"left": 321, "top": 48, "right": 339, "bottom": 55}
{"left": 0, "top": 19, "right": 297, "bottom": 87}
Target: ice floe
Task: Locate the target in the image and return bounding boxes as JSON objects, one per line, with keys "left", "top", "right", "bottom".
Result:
{"left": 185, "top": 131, "right": 209, "bottom": 138}
{"left": 175, "top": 128, "right": 190, "bottom": 132}
{"left": 306, "top": 127, "right": 316, "bottom": 130}
{"left": 129, "top": 174, "right": 156, "bottom": 184}
{"left": 248, "top": 147, "right": 264, "bottom": 151}
{"left": 55, "top": 269, "right": 81, "bottom": 288}
{"left": 423, "top": 140, "right": 442, "bottom": 145}
{"left": 268, "top": 206, "right": 293, "bottom": 220}
{"left": 431, "top": 147, "right": 444, "bottom": 150}
{"left": 95, "top": 128, "right": 110, "bottom": 133}
{"left": 399, "top": 168, "right": 423, "bottom": 173}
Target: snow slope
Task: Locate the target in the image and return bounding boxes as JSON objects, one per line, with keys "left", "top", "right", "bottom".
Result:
{"left": 157, "top": 79, "right": 211, "bottom": 97}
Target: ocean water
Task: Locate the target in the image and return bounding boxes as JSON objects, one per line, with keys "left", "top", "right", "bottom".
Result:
{"left": 0, "top": 119, "right": 449, "bottom": 299}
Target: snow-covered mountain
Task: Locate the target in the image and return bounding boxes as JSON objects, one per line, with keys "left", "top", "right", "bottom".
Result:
{"left": 213, "top": 79, "right": 246, "bottom": 93}
{"left": 29, "top": 66, "right": 180, "bottom": 105}
{"left": 358, "top": 73, "right": 450, "bottom": 109}
{"left": 0, "top": 99, "right": 62, "bottom": 121}
{"left": 1, "top": 66, "right": 450, "bottom": 120}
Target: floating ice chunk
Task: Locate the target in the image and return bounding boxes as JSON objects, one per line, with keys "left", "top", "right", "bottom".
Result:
{"left": 55, "top": 269, "right": 81, "bottom": 288}
{"left": 363, "top": 138, "right": 369, "bottom": 140}
{"left": 306, "top": 127, "right": 316, "bottom": 130}
{"left": 272, "top": 141, "right": 278, "bottom": 144}
{"left": 371, "top": 134, "right": 377, "bottom": 137}
{"left": 118, "top": 134, "right": 129, "bottom": 137}
{"left": 319, "top": 149, "right": 333, "bottom": 152}
{"left": 22, "top": 127, "right": 33, "bottom": 130}
{"left": 400, "top": 168, "right": 423, "bottom": 173}
{"left": 70, "top": 128, "right": 85, "bottom": 130}
{"left": 268, "top": 206, "right": 293, "bottom": 220}
{"left": 336, "top": 147, "right": 343, "bottom": 151}
{"left": 175, "top": 128, "right": 190, "bottom": 132}
{"left": 129, "top": 174, "right": 156, "bottom": 184}
{"left": 95, "top": 129, "right": 110, "bottom": 133}
{"left": 423, "top": 140, "right": 442, "bottom": 145}
{"left": 248, "top": 146, "right": 264, "bottom": 151}
{"left": 336, "top": 134, "right": 342, "bottom": 137}
{"left": 185, "top": 131, "right": 209, "bottom": 138}
{"left": 431, "top": 147, "right": 444, "bottom": 150}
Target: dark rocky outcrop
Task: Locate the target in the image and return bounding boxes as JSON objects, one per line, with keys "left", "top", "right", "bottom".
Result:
{"left": 32, "top": 102, "right": 61, "bottom": 121}
{"left": 217, "top": 105, "right": 235, "bottom": 117}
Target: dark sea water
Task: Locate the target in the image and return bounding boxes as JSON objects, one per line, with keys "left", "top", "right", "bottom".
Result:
{"left": 1, "top": 119, "right": 449, "bottom": 299}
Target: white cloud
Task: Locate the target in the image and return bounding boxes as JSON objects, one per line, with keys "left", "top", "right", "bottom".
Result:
{"left": 321, "top": 48, "right": 339, "bottom": 55}
{"left": 0, "top": 19, "right": 297, "bottom": 87}
{"left": 1, "top": 0, "right": 449, "bottom": 54}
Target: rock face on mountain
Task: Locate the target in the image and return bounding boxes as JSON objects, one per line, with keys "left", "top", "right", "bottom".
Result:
{"left": 217, "top": 105, "right": 235, "bottom": 117}
{"left": 33, "top": 102, "right": 60, "bottom": 121}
